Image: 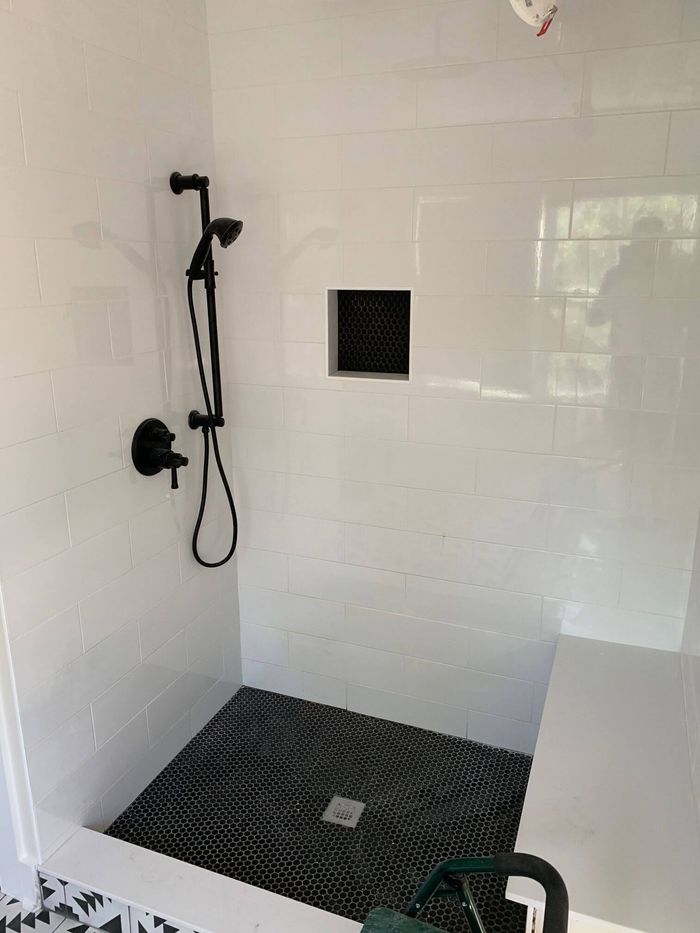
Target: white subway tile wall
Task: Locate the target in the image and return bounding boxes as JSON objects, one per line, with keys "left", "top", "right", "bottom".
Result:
{"left": 682, "top": 519, "right": 700, "bottom": 831}
{"left": 0, "top": 0, "right": 241, "bottom": 859}
{"left": 209, "top": 0, "right": 700, "bottom": 754}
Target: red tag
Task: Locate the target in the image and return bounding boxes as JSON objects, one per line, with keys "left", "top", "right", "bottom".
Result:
{"left": 537, "top": 14, "right": 555, "bottom": 36}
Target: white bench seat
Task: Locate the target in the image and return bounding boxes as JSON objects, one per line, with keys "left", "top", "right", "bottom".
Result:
{"left": 506, "top": 635, "right": 700, "bottom": 933}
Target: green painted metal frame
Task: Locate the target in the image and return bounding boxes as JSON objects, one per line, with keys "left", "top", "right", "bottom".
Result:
{"left": 404, "top": 857, "right": 497, "bottom": 933}
{"left": 403, "top": 854, "right": 568, "bottom": 933}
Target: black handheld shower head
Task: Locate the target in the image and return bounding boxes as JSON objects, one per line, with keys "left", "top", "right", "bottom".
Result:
{"left": 188, "top": 217, "right": 243, "bottom": 276}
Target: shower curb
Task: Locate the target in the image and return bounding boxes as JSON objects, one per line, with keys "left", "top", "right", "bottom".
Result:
{"left": 40, "top": 828, "right": 361, "bottom": 933}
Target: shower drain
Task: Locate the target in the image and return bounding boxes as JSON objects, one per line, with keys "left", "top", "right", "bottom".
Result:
{"left": 322, "top": 796, "right": 366, "bottom": 828}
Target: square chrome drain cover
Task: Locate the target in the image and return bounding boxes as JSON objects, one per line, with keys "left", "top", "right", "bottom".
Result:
{"left": 322, "top": 796, "right": 365, "bottom": 828}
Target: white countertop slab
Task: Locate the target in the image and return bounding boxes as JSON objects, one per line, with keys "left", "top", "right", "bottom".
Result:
{"left": 42, "top": 827, "right": 362, "bottom": 933}
{"left": 507, "top": 636, "right": 700, "bottom": 933}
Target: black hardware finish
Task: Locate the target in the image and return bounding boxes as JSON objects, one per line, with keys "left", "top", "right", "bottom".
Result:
{"left": 132, "top": 418, "right": 189, "bottom": 490}
{"left": 171, "top": 169, "right": 241, "bottom": 567}
{"left": 197, "top": 183, "right": 224, "bottom": 427}
{"left": 187, "top": 188, "right": 243, "bottom": 428}
{"left": 170, "top": 171, "right": 210, "bottom": 194}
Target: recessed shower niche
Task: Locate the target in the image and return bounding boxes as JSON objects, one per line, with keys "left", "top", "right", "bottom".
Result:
{"left": 327, "top": 288, "right": 411, "bottom": 380}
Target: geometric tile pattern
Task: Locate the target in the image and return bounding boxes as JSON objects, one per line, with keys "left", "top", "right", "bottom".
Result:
{"left": 0, "top": 898, "right": 64, "bottom": 933}
{"left": 128, "top": 908, "right": 198, "bottom": 933}
{"left": 38, "top": 876, "right": 127, "bottom": 933}
{"left": 37, "top": 876, "right": 67, "bottom": 914}
{"left": 107, "top": 687, "right": 531, "bottom": 933}
{"left": 0, "top": 895, "right": 96, "bottom": 933}
{"left": 35, "top": 879, "right": 198, "bottom": 933}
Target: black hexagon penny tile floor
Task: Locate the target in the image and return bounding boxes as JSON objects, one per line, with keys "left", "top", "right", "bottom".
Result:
{"left": 107, "top": 687, "right": 531, "bottom": 933}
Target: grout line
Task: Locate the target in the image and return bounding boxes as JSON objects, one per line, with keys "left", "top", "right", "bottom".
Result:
{"left": 663, "top": 109, "right": 674, "bottom": 174}
{"left": 82, "top": 41, "right": 92, "bottom": 110}
{"left": 14, "top": 89, "right": 28, "bottom": 168}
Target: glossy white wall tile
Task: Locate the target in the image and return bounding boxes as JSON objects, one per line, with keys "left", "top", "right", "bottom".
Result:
{"left": 348, "top": 683, "right": 467, "bottom": 738}
{"left": 0, "top": 0, "right": 240, "bottom": 859}
{"left": 583, "top": 42, "right": 700, "bottom": 116}
{"left": 341, "top": 1, "right": 498, "bottom": 76}
{"left": 492, "top": 113, "right": 669, "bottom": 181}
{"left": 681, "top": 515, "right": 700, "bottom": 831}
{"left": 210, "top": 0, "right": 699, "bottom": 754}
{"left": 667, "top": 110, "right": 700, "bottom": 174}
{"left": 207, "top": 0, "right": 700, "bottom": 755}
{"left": 342, "top": 125, "right": 493, "bottom": 189}
{"left": 416, "top": 55, "right": 584, "bottom": 127}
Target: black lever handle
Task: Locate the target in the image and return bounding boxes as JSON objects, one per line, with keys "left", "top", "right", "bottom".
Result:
{"left": 164, "top": 450, "right": 188, "bottom": 469}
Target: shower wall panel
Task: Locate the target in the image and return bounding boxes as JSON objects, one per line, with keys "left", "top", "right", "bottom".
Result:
{"left": 0, "top": 0, "right": 240, "bottom": 859}
{"left": 682, "top": 518, "right": 700, "bottom": 837}
{"left": 208, "top": 0, "right": 700, "bottom": 752}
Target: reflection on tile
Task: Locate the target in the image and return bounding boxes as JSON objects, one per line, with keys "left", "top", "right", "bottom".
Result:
{"left": 667, "top": 109, "right": 700, "bottom": 174}
{"left": 655, "top": 239, "right": 700, "bottom": 297}
{"left": 487, "top": 240, "right": 588, "bottom": 296}
{"left": 414, "top": 181, "right": 572, "bottom": 242}
{"left": 572, "top": 176, "right": 700, "bottom": 239}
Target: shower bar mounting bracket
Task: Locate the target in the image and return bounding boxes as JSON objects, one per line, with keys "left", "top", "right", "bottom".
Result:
{"left": 170, "top": 171, "right": 209, "bottom": 193}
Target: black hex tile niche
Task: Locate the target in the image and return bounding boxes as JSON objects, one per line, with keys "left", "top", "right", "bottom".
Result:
{"left": 329, "top": 289, "right": 410, "bottom": 378}
{"left": 107, "top": 687, "right": 531, "bottom": 933}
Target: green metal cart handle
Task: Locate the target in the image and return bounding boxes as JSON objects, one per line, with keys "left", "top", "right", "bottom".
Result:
{"left": 405, "top": 853, "right": 568, "bottom": 933}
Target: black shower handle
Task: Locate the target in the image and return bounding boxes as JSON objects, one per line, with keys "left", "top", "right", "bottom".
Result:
{"left": 164, "top": 450, "right": 189, "bottom": 490}
{"left": 153, "top": 426, "right": 176, "bottom": 443}
{"left": 163, "top": 450, "right": 188, "bottom": 468}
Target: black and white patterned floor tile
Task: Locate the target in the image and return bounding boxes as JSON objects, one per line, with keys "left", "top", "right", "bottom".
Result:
{"left": 128, "top": 908, "right": 198, "bottom": 933}
{"left": 0, "top": 897, "right": 68, "bottom": 933}
{"left": 36, "top": 880, "right": 195, "bottom": 933}
{"left": 37, "top": 877, "right": 126, "bottom": 933}
{"left": 56, "top": 922, "right": 101, "bottom": 933}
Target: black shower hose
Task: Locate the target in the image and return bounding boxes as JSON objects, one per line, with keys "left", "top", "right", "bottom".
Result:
{"left": 187, "top": 275, "right": 238, "bottom": 567}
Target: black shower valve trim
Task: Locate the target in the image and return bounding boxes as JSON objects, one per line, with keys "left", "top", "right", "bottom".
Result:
{"left": 132, "top": 418, "right": 189, "bottom": 491}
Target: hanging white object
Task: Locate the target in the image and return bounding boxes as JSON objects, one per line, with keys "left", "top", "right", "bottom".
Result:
{"left": 509, "top": 0, "right": 558, "bottom": 35}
